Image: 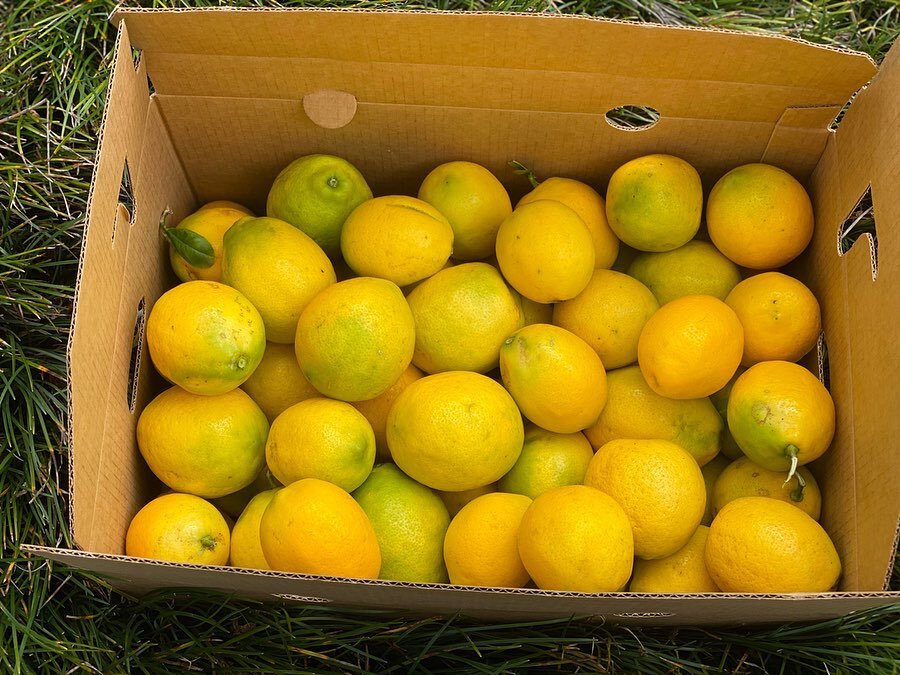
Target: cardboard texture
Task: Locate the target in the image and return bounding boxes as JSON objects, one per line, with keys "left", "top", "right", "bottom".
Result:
{"left": 27, "top": 8, "right": 899, "bottom": 624}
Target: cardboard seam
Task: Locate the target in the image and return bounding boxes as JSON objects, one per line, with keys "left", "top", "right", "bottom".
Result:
{"left": 20, "top": 545, "right": 900, "bottom": 601}
{"left": 110, "top": 7, "right": 876, "bottom": 66}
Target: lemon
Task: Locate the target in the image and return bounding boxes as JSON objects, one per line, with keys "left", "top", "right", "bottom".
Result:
{"left": 240, "top": 342, "right": 320, "bottom": 422}
{"left": 706, "top": 496, "right": 840, "bottom": 592}
{"left": 198, "top": 201, "right": 253, "bottom": 214}
{"left": 515, "top": 292, "right": 554, "bottom": 326}
{"left": 638, "top": 294, "right": 744, "bottom": 399}
{"left": 353, "top": 464, "right": 450, "bottom": 583}
{"left": 499, "top": 324, "right": 607, "bottom": 433}
{"left": 146, "top": 280, "right": 265, "bottom": 395}
{"left": 725, "top": 272, "right": 822, "bottom": 367}
{"left": 606, "top": 154, "right": 703, "bottom": 252}
{"left": 295, "top": 277, "right": 415, "bottom": 401}
{"left": 518, "top": 177, "right": 619, "bottom": 269}
{"left": 443, "top": 492, "right": 532, "bottom": 587}
{"left": 230, "top": 489, "right": 278, "bottom": 570}
{"left": 137, "top": 386, "right": 268, "bottom": 498}
{"left": 498, "top": 424, "right": 593, "bottom": 499}
{"left": 266, "top": 398, "right": 376, "bottom": 492}
{"left": 418, "top": 161, "right": 512, "bottom": 261}
{"left": 584, "top": 439, "right": 706, "bottom": 560}
{"left": 627, "top": 240, "right": 741, "bottom": 305}
{"left": 727, "top": 361, "right": 835, "bottom": 481}
{"left": 584, "top": 366, "right": 722, "bottom": 466}
{"left": 437, "top": 483, "right": 497, "bottom": 518}
{"left": 713, "top": 456, "right": 821, "bottom": 521}
{"left": 259, "top": 478, "right": 380, "bottom": 578}
{"left": 126, "top": 493, "right": 230, "bottom": 565}
{"left": 553, "top": 269, "right": 659, "bottom": 369}
{"left": 709, "top": 368, "right": 746, "bottom": 460}
{"left": 707, "top": 163, "right": 814, "bottom": 269}
{"left": 699, "top": 454, "right": 731, "bottom": 526}
{"left": 351, "top": 364, "right": 424, "bottom": 462}
{"left": 406, "top": 262, "right": 523, "bottom": 374}
{"left": 495, "top": 200, "right": 595, "bottom": 303}
{"left": 341, "top": 196, "right": 454, "bottom": 286}
{"left": 266, "top": 154, "right": 372, "bottom": 256}
{"left": 169, "top": 204, "right": 252, "bottom": 282}
{"left": 221, "top": 216, "right": 336, "bottom": 344}
{"left": 630, "top": 526, "right": 720, "bottom": 593}
{"left": 387, "top": 371, "right": 524, "bottom": 492}
{"left": 517, "top": 485, "right": 633, "bottom": 592}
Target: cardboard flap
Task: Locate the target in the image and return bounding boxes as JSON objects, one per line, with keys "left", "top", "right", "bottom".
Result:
{"left": 809, "top": 40, "right": 900, "bottom": 591}
{"left": 112, "top": 9, "right": 875, "bottom": 127}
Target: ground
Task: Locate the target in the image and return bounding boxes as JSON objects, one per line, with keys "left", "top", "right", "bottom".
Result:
{"left": 1, "top": 0, "right": 898, "bottom": 672}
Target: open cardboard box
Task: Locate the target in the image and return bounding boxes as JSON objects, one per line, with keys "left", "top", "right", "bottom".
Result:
{"left": 24, "top": 8, "right": 900, "bottom": 626}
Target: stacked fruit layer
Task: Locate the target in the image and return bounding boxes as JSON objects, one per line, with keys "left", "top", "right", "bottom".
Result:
{"left": 128, "top": 154, "right": 840, "bottom": 594}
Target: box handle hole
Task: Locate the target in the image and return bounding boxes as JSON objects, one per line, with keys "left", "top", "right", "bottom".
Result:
{"left": 112, "top": 158, "right": 136, "bottom": 242}
{"left": 303, "top": 90, "right": 357, "bottom": 129}
{"left": 604, "top": 105, "right": 660, "bottom": 131}
{"left": 127, "top": 297, "right": 147, "bottom": 413}
{"left": 837, "top": 185, "right": 877, "bottom": 281}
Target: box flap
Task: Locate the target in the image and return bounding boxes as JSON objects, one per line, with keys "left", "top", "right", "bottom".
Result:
{"left": 809, "top": 40, "right": 900, "bottom": 591}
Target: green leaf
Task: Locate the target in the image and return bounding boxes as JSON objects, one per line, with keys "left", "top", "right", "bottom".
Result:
{"left": 162, "top": 226, "right": 215, "bottom": 269}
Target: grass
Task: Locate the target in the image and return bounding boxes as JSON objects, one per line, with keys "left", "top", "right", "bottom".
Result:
{"left": 1, "top": 0, "right": 898, "bottom": 671}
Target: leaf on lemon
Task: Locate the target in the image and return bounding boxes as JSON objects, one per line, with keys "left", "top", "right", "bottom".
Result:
{"left": 163, "top": 227, "right": 214, "bottom": 269}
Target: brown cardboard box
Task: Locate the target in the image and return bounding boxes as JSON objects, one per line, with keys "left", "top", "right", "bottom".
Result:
{"left": 24, "top": 8, "right": 900, "bottom": 626}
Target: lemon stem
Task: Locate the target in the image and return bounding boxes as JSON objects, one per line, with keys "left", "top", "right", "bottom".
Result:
{"left": 199, "top": 535, "right": 217, "bottom": 551}
{"left": 508, "top": 160, "right": 540, "bottom": 188}
{"left": 784, "top": 444, "right": 800, "bottom": 486}
{"left": 789, "top": 470, "right": 806, "bottom": 502}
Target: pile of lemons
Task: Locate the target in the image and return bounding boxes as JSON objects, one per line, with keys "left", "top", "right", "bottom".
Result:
{"left": 126, "top": 153, "right": 841, "bottom": 594}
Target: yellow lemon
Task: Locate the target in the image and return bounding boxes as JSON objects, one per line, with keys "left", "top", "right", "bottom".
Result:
{"left": 496, "top": 200, "right": 595, "bottom": 303}
{"left": 240, "top": 342, "right": 320, "bottom": 423}
{"left": 341, "top": 196, "right": 454, "bottom": 286}
{"left": 727, "top": 361, "right": 835, "bottom": 481}
{"left": 517, "top": 485, "right": 633, "bottom": 592}
{"left": 706, "top": 497, "right": 840, "bottom": 592}
{"left": 438, "top": 483, "right": 497, "bottom": 518}
{"left": 418, "top": 161, "right": 512, "bottom": 261}
{"left": 295, "top": 277, "right": 415, "bottom": 401}
{"left": 638, "top": 294, "right": 744, "bottom": 399}
{"left": 606, "top": 154, "right": 703, "bottom": 252}
{"left": 169, "top": 204, "right": 252, "bottom": 282}
{"left": 387, "top": 371, "right": 524, "bottom": 492}
{"left": 700, "top": 454, "right": 731, "bottom": 526}
{"left": 498, "top": 424, "right": 594, "bottom": 499}
{"left": 222, "top": 216, "right": 336, "bottom": 344}
{"left": 146, "top": 280, "right": 265, "bottom": 395}
{"left": 709, "top": 367, "right": 746, "bottom": 460}
{"left": 351, "top": 364, "right": 425, "bottom": 462}
{"left": 585, "top": 439, "right": 706, "bottom": 560}
{"left": 499, "top": 324, "right": 607, "bottom": 433}
{"left": 353, "top": 464, "right": 450, "bottom": 583}
{"left": 553, "top": 269, "right": 659, "bottom": 369}
{"left": 137, "top": 386, "right": 268, "bottom": 498}
{"left": 518, "top": 177, "right": 619, "bottom": 269}
{"left": 266, "top": 154, "right": 372, "bottom": 256}
{"left": 630, "top": 526, "right": 720, "bottom": 593}
{"left": 725, "top": 272, "right": 822, "bottom": 367}
{"left": 406, "top": 262, "right": 523, "bottom": 374}
{"left": 266, "top": 398, "right": 376, "bottom": 492}
{"left": 126, "top": 493, "right": 230, "bottom": 565}
{"left": 230, "top": 489, "right": 278, "bottom": 570}
{"left": 443, "top": 492, "right": 532, "bottom": 587}
{"left": 259, "top": 478, "right": 381, "bottom": 578}
{"left": 707, "top": 163, "right": 814, "bottom": 269}
{"left": 198, "top": 200, "right": 253, "bottom": 214}
{"left": 627, "top": 240, "right": 741, "bottom": 305}
{"left": 584, "top": 365, "right": 722, "bottom": 466}
{"left": 713, "top": 456, "right": 821, "bottom": 521}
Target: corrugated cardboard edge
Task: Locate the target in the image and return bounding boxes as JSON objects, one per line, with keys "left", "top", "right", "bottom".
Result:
{"left": 108, "top": 6, "right": 876, "bottom": 65}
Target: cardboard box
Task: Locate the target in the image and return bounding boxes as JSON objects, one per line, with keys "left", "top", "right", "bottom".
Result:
{"left": 24, "top": 8, "right": 900, "bottom": 626}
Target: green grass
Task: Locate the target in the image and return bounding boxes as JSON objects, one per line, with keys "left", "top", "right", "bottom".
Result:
{"left": 1, "top": 0, "right": 898, "bottom": 672}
